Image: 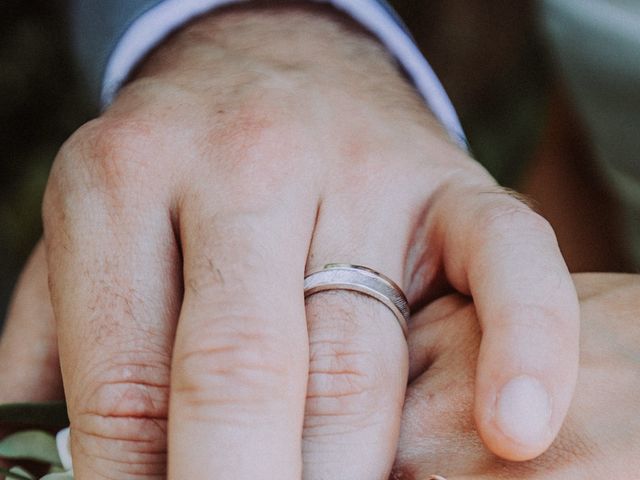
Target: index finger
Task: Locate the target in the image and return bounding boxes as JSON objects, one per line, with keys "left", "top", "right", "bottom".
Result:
{"left": 433, "top": 180, "right": 579, "bottom": 461}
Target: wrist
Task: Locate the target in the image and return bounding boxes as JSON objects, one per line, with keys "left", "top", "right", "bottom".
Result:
{"left": 135, "top": 4, "right": 395, "bottom": 79}
{"left": 106, "top": 3, "right": 453, "bottom": 151}
{"left": 124, "top": 3, "right": 432, "bottom": 120}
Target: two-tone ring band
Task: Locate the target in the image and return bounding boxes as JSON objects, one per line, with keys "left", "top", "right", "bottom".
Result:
{"left": 303, "top": 264, "right": 410, "bottom": 338}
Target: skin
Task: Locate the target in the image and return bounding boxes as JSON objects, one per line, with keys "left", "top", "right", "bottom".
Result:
{"left": 2, "top": 265, "right": 636, "bottom": 480}
{"left": 391, "top": 273, "right": 640, "bottom": 479}
{"left": 2, "top": 4, "right": 579, "bottom": 480}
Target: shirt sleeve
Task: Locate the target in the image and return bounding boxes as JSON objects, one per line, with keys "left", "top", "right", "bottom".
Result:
{"left": 71, "top": 0, "right": 467, "bottom": 149}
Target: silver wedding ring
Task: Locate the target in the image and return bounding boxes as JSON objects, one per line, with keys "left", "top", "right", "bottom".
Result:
{"left": 303, "top": 264, "right": 410, "bottom": 338}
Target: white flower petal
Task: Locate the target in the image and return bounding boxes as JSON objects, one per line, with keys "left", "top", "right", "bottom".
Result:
{"left": 55, "top": 428, "right": 73, "bottom": 472}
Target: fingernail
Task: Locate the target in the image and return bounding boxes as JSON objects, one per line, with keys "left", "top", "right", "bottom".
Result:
{"left": 495, "top": 375, "right": 552, "bottom": 446}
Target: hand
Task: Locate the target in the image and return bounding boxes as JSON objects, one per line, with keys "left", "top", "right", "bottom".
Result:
{"left": 0, "top": 240, "right": 61, "bottom": 406}
{"left": 393, "top": 273, "right": 640, "bottom": 479}
{"left": 0, "top": 241, "right": 61, "bottom": 476}
{"left": 5, "top": 3, "right": 578, "bottom": 479}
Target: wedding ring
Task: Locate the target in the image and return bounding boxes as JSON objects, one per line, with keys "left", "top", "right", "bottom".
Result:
{"left": 303, "top": 264, "right": 410, "bottom": 338}
{"left": 429, "top": 476, "right": 448, "bottom": 480}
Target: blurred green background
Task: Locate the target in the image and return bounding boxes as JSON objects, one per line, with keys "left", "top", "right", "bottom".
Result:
{"left": 0, "top": 0, "right": 548, "bottom": 321}
{"left": 0, "top": 0, "right": 93, "bottom": 321}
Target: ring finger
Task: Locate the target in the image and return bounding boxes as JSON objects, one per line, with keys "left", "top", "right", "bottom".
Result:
{"left": 302, "top": 196, "right": 411, "bottom": 480}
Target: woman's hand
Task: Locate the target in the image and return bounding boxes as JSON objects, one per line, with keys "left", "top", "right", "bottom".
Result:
{"left": 394, "top": 273, "right": 640, "bottom": 479}
{"left": 0, "top": 241, "right": 61, "bottom": 406}
{"left": 3, "top": 4, "right": 578, "bottom": 479}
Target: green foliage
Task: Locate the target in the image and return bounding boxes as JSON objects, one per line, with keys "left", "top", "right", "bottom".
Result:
{"left": 8, "top": 466, "right": 35, "bottom": 480}
{"left": 0, "top": 402, "right": 71, "bottom": 479}
{"left": 0, "top": 466, "right": 35, "bottom": 480}
{"left": 39, "top": 473, "right": 72, "bottom": 480}
{"left": 0, "top": 431, "right": 62, "bottom": 467}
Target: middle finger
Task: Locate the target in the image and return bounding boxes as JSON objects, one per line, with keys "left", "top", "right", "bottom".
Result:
{"left": 169, "top": 185, "right": 316, "bottom": 479}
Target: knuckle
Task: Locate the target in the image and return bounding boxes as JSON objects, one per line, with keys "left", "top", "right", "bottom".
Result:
{"left": 43, "top": 117, "right": 167, "bottom": 234}
{"left": 479, "top": 202, "right": 554, "bottom": 241}
{"left": 70, "top": 368, "right": 169, "bottom": 479}
{"left": 200, "top": 102, "right": 307, "bottom": 207}
{"left": 58, "top": 117, "right": 162, "bottom": 192}
{"left": 212, "top": 98, "right": 283, "bottom": 151}
{"left": 83, "top": 118, "right": 159, "bottom": 185}
{"left": 303, "top": 293, "right": 406, "bottom": 431}
{"left": 173, "top": 323, "right": 298, "bottom": 414}
{"left": 80, "top": 378, "right": 168, "bottom": 422}
{"left": 72, "top": 424, "right": 167, "bottom": 479}
{"left": 71, "top": 355, "right": 169, "bottom": 442}
{"left": 306, "top": 336, "right": 383, "bottom": 418}
{"left": 204, "top": 99, "right": 283, "bottom": 162}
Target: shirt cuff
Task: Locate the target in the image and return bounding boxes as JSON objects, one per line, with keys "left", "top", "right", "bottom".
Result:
{"left": 102, "top": 0, "right": 467, "bottom": 149}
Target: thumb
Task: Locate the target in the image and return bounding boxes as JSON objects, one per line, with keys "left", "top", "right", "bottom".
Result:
{"left": 434, "top": 182, "right": 579, "bottom": 460}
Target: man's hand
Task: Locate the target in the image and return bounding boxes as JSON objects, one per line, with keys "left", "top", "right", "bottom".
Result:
{"left": 3, "top": 4, "right": 578, "bottom": 479}
{"left": 393, "top": 273, "right": 640, "bottom": 479}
